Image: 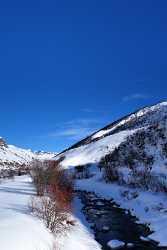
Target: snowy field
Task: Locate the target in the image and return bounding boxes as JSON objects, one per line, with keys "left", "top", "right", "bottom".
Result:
{"left": 0, "top": 175, "right": 55, "bottom": 250}
{"left": 0, "top": 175, "right": 101, "bottom": 250}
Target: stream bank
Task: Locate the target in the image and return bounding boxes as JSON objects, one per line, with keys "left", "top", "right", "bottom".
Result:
{"left": 76, "top": 190, "right": 167, "bottom": 250}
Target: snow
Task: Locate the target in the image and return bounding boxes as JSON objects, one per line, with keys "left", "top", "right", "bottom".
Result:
{"left": 90, "top": 101, "right": 167, "bottom": 142}
{"left": 59, "top": 129, "right": 137, "bottom": 168}
{"left": 0, "top": 143, "right": 56, "bottom": 173}
{"left": 0, "top": 145, "right": 35, "bottom": 166}
{"left": 0, "top": 175, "right": 101, "bottom": 250}
{"left": 35, "top": 151, "right": 57, "bottom": 161}
{"left": 107, "top": 239, "right": 125, "bottom": 249}
{"left": 140, "top": 236, "right": 150, "bottom": 242}
{"left": 56, "top": 220, "right": 101, "bottom": 250}
{"left": 0, "top": 175, "right": 55, "bottom": 250}
{"left": 92, "top": 129, "right": 113, "bottom": 139}
{"left": 60, "top": 196, "right": 102, "bottom": 250}
{"left": 127, "top": 243, "right": 134, "bottom": 248}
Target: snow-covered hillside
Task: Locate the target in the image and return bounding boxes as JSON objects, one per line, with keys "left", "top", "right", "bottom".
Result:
{"left": 35, "top": 150, "right": 57, "bottom": 161}
{"left": 56, "top": 101, "right": 167, "bottom": 194}
{"left": 57, "top": 101, "right": 167, "bottom": 172}
{"left": 0, "top": 143, "right": 35, "bottom": 171}
{"left": 60, "top": 129, "right": 138, "bottom": 168}
{"left": 55, "top": 101, "right": 167, "bottom": 247}
{"left": 0, "top": 139, "right": 56, "bottom": 175}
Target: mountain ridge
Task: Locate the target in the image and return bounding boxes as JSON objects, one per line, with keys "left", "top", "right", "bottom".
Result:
{"left": 0, "top": 138, "right": 56, "bottom": 177}
{"left": 56, "top": 101, "right": 167, "bottom": 172}
{"left": 59, "top": 100, "right": 167, "bottom": 154}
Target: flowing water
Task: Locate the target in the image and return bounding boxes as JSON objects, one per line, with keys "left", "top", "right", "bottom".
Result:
{"left": 77, "top": 190, "right": 167, "bottom": 250}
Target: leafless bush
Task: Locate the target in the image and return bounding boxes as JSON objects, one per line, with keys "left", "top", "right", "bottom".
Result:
{"left": 30, "top": 160, "right": 46, "bottom": 196}
{"left": 30, "top": 159, "right": 74, "bottom": 211}
{"left": 46, "top": 164, "right": 74, "bottom": 212}
{"left": 130, "top": 169, "right": 167, "bottom": 192}
{"left": 29, "top": 196, "right": 75, "bottom": 233}
{"left": 74, "top": 164, "right": 92, "bottom": 179}
{"left": 103, "top": 164, "right": 120, "bottom": 182}
{"left": 29, "top": 159, "right": 75, "bottom": 240}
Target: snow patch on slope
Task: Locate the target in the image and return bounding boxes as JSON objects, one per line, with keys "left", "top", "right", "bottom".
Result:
{"left": 91, "top": 101, "right": 167, "bottom": 141}
{"left": 60, "top": 129, "right": 139, "bottom": 168}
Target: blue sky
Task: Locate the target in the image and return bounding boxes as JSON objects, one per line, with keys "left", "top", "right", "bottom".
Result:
{"left": 0, "top": 0, "right": 167, "bottom": 152}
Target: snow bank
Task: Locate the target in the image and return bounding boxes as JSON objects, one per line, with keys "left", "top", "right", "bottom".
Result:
{"left": 0, "top": 175, "right": 101, "bottom": 250}
{"left": 0, "top": 175, "right": 55, "bottom": 250}
{"left": 55, "top": 196, "right": 101, "bottom": 250}
{"left": 56, "top": 220, "right": 101, "bottom": 250}
{"left": 107, "top": 239, "right": 125, "bottom": 249}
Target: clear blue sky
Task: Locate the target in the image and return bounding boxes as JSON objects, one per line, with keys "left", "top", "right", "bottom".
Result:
{"left": 0, "top": 0, "right": 167, "bottom": 152}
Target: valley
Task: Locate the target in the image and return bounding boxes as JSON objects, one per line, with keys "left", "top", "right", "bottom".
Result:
{"left": 1, "top": 101, "right": 167, "bottom": 249}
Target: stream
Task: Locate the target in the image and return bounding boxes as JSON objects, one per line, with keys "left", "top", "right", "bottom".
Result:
{"left": 76, "top": 190, "right": 167, "bottom": 250}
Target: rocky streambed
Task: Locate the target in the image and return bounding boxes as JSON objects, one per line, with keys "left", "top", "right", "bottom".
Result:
{"left": 76, "top": 190, "right": 166, "bottom": 250}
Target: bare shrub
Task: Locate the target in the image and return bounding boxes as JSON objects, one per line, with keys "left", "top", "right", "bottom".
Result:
{"left": 29, "top": 159, "right": 76, "bottom": 245}
{"left": 74, "top": 164, "right": 92, "bottom": 179}
{"left": 29, "top": 196, "right": 70, "bottom": 233}
{"left": 103, "top": 164, "right": 120, "bottom": 182}
{"left": 30, "top": 160, "right": 46, "bottom": 196}
{"left": 46, "top": 165, "right": 74, "bottom": 212}
{"left": 30, "top": 159, "right": 74, "bottom": 211}
{"left": 130, "top": 170, "right": 167, "bottom": 192}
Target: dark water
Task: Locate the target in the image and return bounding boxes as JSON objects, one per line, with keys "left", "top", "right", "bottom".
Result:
{"left": 77, "top": 191, "right": 167, "bottom": 250}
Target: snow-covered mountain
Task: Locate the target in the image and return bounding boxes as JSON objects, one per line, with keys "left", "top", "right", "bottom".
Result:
{"left": 0, "top": 141, "right": 34, "bottom": 170}
{"left": 0, "top": 139, "right": 56, "bottom": 176}
{"left": 35, "top": 150, "right": 57, "bottom": 161}
{"left": 57, "top": 101, "right": 167, "bottom": 191}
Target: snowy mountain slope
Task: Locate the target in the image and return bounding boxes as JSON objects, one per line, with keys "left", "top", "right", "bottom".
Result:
{"left": 35, "top": 151, "right": 57, "bottom": 161}
{"left": 60, "top": 129, "right": 138, "bottom": 168}
{"left": 55, "top": 101, "right": 167, "bottom": 247}
{"left": 61, "top": 101, "right": 167, "bottom": 153}
{"left": 0, "top": 139, "right": 57, "bottom": 174}
{"left": 57, "top": 101, "right": 167, "bottom": 170}
{"left": 0, "top": 143, "right": 35, "bottom": 170}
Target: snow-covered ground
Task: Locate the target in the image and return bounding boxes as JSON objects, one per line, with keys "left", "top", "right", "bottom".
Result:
{"left": 0, "top": 175, "right": 55, "bottom": 250}
{"left": 0, "top": 175, "right": 101, "bottom": 250}
{"left": 76, "top": 171, "right": 167, "bottom": 247}
{"left": 56, "top": 218, "right": 101, "bottom": 250}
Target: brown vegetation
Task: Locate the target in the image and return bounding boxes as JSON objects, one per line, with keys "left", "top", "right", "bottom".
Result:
{"left": 30, "top": 158, "right": 75, "bottom": 233}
